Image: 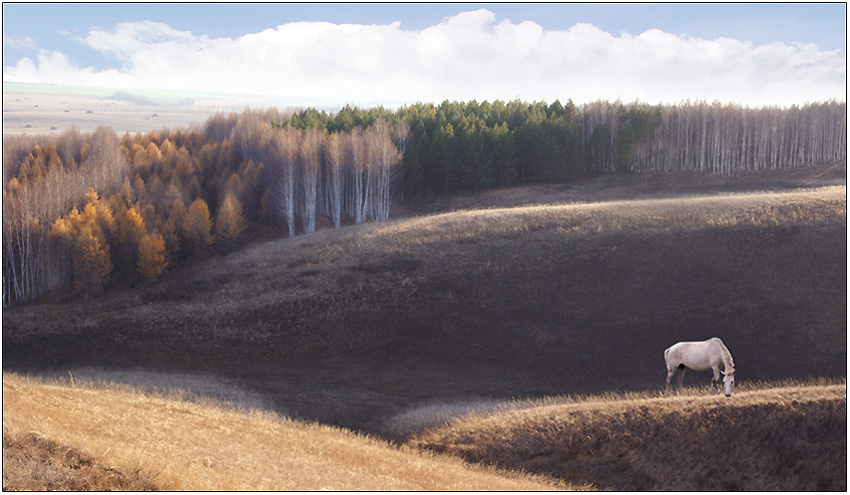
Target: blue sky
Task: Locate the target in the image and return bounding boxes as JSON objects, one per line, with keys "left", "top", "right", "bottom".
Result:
{"left": 3, "top": 3, "right": 846, "bottom": 107}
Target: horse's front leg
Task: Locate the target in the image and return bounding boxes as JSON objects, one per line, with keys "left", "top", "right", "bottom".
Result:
{"left": 710, "top": 366, "right": 721, "bottom": 393}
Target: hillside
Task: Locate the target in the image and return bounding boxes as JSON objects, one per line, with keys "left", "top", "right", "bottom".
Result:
{"left": 2, "top": 372, "right": 569, "bottom": 491}
{"left": 408, "top": 379, "right": 846, "bottom": 491}
{"left": 3, "top": 168, "right": 846, "bottom": 433}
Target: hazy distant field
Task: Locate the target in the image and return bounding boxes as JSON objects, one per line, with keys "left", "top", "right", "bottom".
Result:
{"left": 2, "top": 83, "right": 308, "bottom": 136}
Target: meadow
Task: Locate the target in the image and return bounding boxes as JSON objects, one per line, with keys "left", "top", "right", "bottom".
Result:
{"left": 3, "top": 372, "right": 843, "bottom": 490}
{"left": 2, "top": 372, "right": 570, "bottom": 491}
{"left": 3, "top": 163, "right": 846, "bottom": 489}
{"left": 409, "top": 378, "right": 846, "bottom": 491}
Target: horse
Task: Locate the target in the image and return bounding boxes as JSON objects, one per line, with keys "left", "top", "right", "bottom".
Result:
{"left": 664, "top": 337, "right": 736, "bottom": 397}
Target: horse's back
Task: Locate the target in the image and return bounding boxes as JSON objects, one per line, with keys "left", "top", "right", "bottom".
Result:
{"left": 665, "top": 339, "right": 722, "bottom": 370}
{"left": 664, "top": 342, "right": 689, "bottom": 367}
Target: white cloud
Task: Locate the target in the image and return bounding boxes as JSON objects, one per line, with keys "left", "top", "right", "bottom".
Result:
{"left": 3, "top": 34, "right": 37, "bottom": 50}
{"left": 3, "top": 9, "right": 845, "bottom": 106}
{"left": 4, "top": 50, "right": 133, "bottom": 87}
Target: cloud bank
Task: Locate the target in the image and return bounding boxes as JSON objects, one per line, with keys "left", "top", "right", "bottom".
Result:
{"left": 3, "top": 9, "right": 845, "bottom": 106}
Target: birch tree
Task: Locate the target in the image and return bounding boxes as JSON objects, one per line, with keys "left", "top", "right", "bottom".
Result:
{"left": 299, "top": 128, "right": 322, "bottom": 234}
{"left": 367, "top": 119, "right": 401, "bottom": 221}
{"left": 324, "top": 131, "right": 346, "bottom": 228}
{"left": 348, "top": 127, "right": 371, "bottom": 224}
{"left": 270, "top": 127, "right": 300, "bottom": 237}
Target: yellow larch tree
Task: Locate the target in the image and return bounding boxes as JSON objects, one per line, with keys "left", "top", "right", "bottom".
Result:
{"left": 72, "top": 222, "right": 112, "bottom": 303}
{"left": 136, "top": 231, "right": 168, "bottom": 283}
{"left": 184, "top": 198, "right": 213, "bottom": 256}
{"left": 215, "top": 192, "right": 247, "bottom": 254}
{"left": 118, "top": 206, "right": 146, "bottom": 284}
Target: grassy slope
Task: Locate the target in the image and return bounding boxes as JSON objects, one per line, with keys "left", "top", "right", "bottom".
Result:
{"left": 2, "top": 372, "right": 570, "bottom": 491}
{"left": 3, "top": 431, "right": 160, "bottom": 491}
{"left": 409, "top": 379, "right": 846, "bottom": 491}
{"left": 3, "top": 165, "right": 846, "bottom": 432}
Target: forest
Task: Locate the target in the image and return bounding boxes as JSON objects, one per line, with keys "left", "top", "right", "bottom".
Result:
{"left": 2, "top": 98, "right": 846, "bottom": 305}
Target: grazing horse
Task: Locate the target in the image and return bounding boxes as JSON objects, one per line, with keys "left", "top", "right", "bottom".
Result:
{"left": 664, "top": 337, "right": 736, "bottom": 397}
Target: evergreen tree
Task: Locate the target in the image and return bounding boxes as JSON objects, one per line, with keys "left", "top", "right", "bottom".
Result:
{"left": 491, "top": 122, "right": 517, "bottom": 186}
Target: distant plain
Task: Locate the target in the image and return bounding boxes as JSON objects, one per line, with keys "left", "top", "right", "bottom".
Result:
{"left": 3, "top": 83, "right": 308, "bottom": 136}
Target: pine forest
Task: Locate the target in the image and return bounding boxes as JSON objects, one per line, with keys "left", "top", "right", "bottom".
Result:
{"left": 2, "top": 98, "right": 846, "bottom": 305}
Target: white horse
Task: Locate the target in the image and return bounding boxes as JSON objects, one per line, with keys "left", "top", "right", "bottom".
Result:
{"left": 664, "top": 337, "right": 736, "bottom": 397}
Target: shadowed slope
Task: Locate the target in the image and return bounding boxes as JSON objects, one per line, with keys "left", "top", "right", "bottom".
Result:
{"left": 409, "top": 380, "right": 846, "bottom": 491}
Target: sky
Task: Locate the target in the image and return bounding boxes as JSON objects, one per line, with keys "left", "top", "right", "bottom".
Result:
{"left": 2, "top": 3, "right": 846, "bottom": 108}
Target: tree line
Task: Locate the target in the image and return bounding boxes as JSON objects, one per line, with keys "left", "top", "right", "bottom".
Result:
{"left": 3, "top": 113, "right": 404, "bottom": 305}
{"left": 578, "top": 99, "right": 847, "bottom": 177}
{"left": 280, "top": 98, "right": 845, "bottom": 198}
{"left": 3, "top": 98, "right": 845, "bottom": 305}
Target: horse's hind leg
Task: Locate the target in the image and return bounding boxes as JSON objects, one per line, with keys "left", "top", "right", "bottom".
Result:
{"left": 676, "top": 365, "right": 686, "bottom": 389}
{"left": 665, "top": 368, "right": 676, "bottom": 392}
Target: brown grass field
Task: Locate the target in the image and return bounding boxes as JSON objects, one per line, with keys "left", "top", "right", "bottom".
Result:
{"left": 409, "top": 378, "right": 846, "bottom": 491}
{"left": 2, "top": 163, "right": 846, "bottom": 490}
{"left": 2, "top": 372, "right": 571, "bottom": 491}
{"left": 2, "top": 371, "right": 843, "bottom": 490}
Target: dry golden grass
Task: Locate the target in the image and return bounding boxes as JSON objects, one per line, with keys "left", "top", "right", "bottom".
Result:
{"left": 2, "top": 169, "right": 845, "bottom": 490}
{"left": 405, "top": 162, "right": 847, "bottom": 214}
{"left": 376, "top": 184, "right": 841, "bottom": 266}
{"left": 2, "top": 372, "right": 577, "bottom": 491}
{"left": 3, "top": 431, "right": 160, "bottom": 491}
{"left": 410, "top": 379, "right": 847, "bottom": 491}
{"left": 144, "top": 185, "right": 847, "bottom": 336}
{"left": 4, "top": 181, "right": 845, "bottom": 433}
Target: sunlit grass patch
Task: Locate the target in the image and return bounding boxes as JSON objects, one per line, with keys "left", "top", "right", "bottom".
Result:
{"left": 2, "top": 372, "right": 576, "bottom": 491}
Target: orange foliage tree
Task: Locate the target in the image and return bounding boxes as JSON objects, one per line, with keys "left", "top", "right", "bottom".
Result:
{"left": 71, "top": 219, "right": 112, "bottom": 303}
{"left": 136, "top": 231, "right": 168, "bottom": 283}
{"left": 215, "top": 193, "right": 247, "bottom": 254}
{"left": 183, "top": 198, "right": 213, "bottom": 257}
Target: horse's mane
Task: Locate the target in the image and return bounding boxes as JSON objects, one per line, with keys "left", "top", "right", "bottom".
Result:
{"left": 715, "top": 338, "right": 735, "bottom": 372}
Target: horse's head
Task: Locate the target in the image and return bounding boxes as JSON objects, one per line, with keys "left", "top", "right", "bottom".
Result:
{"left": 721, "top": 370, "right": 735, "bottom": 397}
